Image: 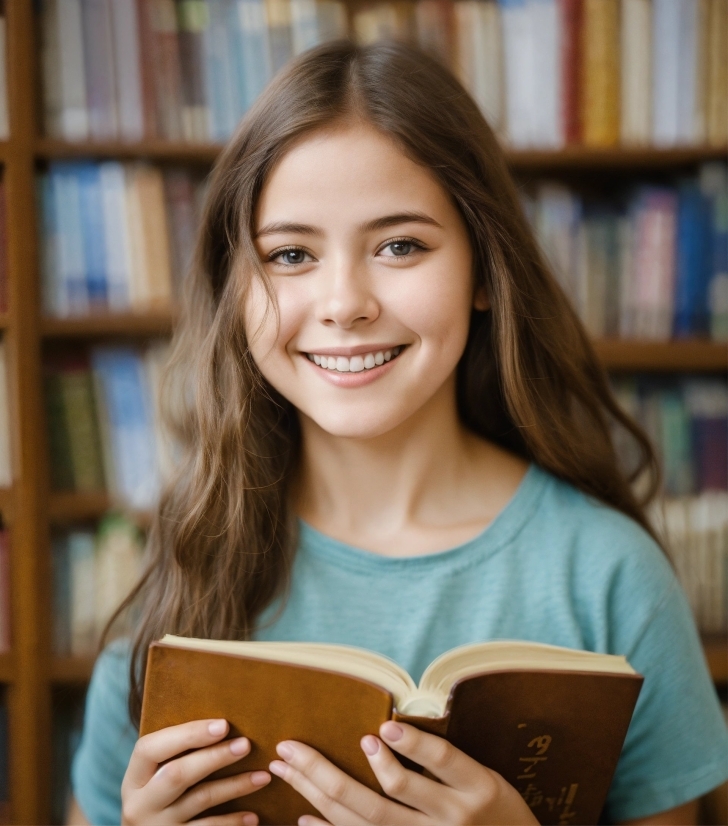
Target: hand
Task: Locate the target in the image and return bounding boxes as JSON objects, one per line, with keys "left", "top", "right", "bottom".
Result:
{"left": 121, "top": 718, "right": 271, "bottom": 825}
{"left": 268, "top": 721, "right": 540, "bottom": 826}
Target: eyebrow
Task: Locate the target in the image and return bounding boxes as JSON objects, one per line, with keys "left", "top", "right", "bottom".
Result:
{"left": 255, "top": 211, "right": 443, "bottom": 238}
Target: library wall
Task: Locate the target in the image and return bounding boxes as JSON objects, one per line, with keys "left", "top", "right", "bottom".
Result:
{"left": 0, "top": 0, "right": 725, "bottom": 823}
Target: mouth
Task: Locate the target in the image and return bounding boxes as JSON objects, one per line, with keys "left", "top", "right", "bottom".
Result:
{"left": 305, "top": 345, "right": 407, "bottom": 373}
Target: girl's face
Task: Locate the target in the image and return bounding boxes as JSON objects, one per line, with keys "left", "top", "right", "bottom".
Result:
{"left": 246, "top": 123, "right": 484, "bottom": 439}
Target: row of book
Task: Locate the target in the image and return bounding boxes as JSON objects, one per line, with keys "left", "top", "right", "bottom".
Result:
{"left": 41, "top": 0, "right": 346, "bottom": 143}
{"left": 40, "top": 0, "right": 728, "bottom": 149}
{"left": 524, "top": 163, "right": 728, "bottom": 341}
{"left": 651, "top": 491, "right": 728, "bottom": 636}
{"left": 613, "top": 377, "right": 728, "bottom": 497}
{"left": 53, "top": 514, "right": 144, "bottom": 657}
{"left": 40, "top": 162, "right": 206, "bottom": 317}
{"left": 45, "top": 344, "right": 173, "bottom": 510}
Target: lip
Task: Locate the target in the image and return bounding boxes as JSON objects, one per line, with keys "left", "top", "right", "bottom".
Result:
{"left": 302, "top": 347, "right": 405, "bottom": 387}
{"left": 299, "top": 343, "right": 404, "bottom": 358}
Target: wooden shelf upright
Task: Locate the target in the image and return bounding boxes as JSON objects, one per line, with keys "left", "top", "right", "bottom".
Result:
{"left": 5, "top": 4, "right": 53, "bottom": 824}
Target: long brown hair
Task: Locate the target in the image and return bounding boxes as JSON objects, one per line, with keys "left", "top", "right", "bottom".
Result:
{"left": 105, "top": 40, "right": 661, "bottom": 728}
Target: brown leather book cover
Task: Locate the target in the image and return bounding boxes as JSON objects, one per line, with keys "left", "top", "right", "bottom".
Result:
{"left": 140, "top": 642, "right": 643, "bottom": 825}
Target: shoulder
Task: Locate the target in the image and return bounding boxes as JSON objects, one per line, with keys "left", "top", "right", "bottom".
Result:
{"left": 523, "top": 466, "right": 678, "bottom": 652}
{"left": 71, "top": 638, "right": 136, "bottom": 826}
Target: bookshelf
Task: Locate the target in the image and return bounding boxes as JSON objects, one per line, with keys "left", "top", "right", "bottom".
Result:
{"left": 0, "top": 3, "right": 725, "bottom": 825}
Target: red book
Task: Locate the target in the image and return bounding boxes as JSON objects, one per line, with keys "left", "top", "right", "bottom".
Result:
{"left": 560, "top": 0, "right": 583, "bottom": 145}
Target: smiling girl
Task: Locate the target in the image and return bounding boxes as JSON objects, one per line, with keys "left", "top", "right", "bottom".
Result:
{"left": 69, "top": 41, "right": 728, "bottom": 826}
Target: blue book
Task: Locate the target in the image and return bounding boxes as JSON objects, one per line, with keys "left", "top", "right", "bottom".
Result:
{"left": 673, "top": 181, "right": 711, "bottom": 337}
{"left": 91, "top": 347, "right": 159, "bottom": 511}
{"left": 76, "top": 162, "right": 108, "bottom": 309}
{"left": 236, "top": 0, "right": 272, "bottom": 111}
{"left": 204, "top": 0, "right": 237, "bottom": 140}
{"left": 49, "top": 163, "right": 88, "bottom": 315}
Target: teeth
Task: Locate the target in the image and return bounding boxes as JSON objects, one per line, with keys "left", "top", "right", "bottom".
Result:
{"left": 307, "top": 346, "right": 405, "bottom": 373}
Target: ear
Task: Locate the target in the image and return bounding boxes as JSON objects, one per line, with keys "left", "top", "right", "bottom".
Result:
{"left": 473, "top": 285, "right": 490, "bottom": 312}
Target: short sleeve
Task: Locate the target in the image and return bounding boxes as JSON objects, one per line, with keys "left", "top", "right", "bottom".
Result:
{"left": 71, "top": 639, "right": 137, "bottom": 826}
{"left": 604, "top": 579, "right": 728, "bottom": 822}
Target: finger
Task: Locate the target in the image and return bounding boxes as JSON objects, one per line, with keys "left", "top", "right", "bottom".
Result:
{"left": 141, "top": 736, "right": 254, "bottom": 812}
{"left": 188, "top": 813, "right": 259, "bottom": 826}
{"left": 379, "top": 722, "right": 485, "bottom": 791}
{"left": 170, "top": 770, "right": 271, "bottom": 822}
{"left": 298, "top": 817, "right": 332, "bottom": 826}
{"left": 271, "top": 741, "right": 425, "bottom": 826}
{"left": 125, "top": 719, "right": 231, "bottom": 788}
{"left": 360, "top": 735, "right": 457, "bottom": 820}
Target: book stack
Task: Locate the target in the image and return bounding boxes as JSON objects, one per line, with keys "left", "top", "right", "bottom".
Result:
{"left": 52, "top": 513, "right": 145, "bottom": 657}
{"left": 44, "top": 343, "right": 174, "bottom": 511}
{"left": 614, "top": 376, "right": 728, "bottom": 636}
{"left": 524, "top": 162, "right": 728, "bottom": 340}
{"left": 464, "top": 0, "right": 727, "bottom": 147}
{"left": 650, "top": 492, "right": 728, "bottom": 636}
{"left": 40, "top": 0, "right": 347, "bottom": 143}
{"left": 39, "top": 162, "right": 206, "bottom": 317}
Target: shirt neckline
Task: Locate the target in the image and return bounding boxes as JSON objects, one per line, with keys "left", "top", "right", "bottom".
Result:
{"left": 297, "top": 462, "right": 549, "bottom": 575}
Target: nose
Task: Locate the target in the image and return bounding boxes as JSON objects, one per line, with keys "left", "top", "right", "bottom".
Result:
{"left": 316, "top": 255, "right": 380, "bottom": 329}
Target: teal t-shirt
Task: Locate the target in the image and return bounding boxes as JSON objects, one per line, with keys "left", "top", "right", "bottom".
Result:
{"left": 71, "top": 465, "right": 728, "bottom": 824}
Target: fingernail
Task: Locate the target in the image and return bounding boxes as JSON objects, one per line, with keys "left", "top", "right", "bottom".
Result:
{"left": 299, "top": 818, "right": 311, "bottom": 826}
{"left": 276, "top": 741, "right": 295, "bottom": 760}
{"left": 242, "top": 815, "right": 258, "bottom": 826}
{"left": 208, "top": 720, "right": 227, "bottom": 736}
{"left": 269, "top": 760, "right": 289, "bottom": 778}
{"left": 361, "top": 735, "right": 380, "bottom": 756}
{"left": 250, "top": 771, "right": 271, "bottom": 786}
{"left": 229, "top": 736, "right": 250, "bottom": 755}
{"left": 381, "top": 722, "right": 404, "bottom": 742}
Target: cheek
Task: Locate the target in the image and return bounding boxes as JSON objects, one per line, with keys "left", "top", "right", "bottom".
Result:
{"left": 243, "top": 278, "right": 306, "bottom": 366}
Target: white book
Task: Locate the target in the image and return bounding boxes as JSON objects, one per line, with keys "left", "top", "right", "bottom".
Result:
{"left": 652, "top": 0, "right": 681, "bottom": 145}
{"left": 620, "top": 0, "right": 652, "bottom": 145}
{"left": 69, "top": 531, "right": 97, "bottom": 656}
{"left": 99, "top": 162, "right": 132, "bottom": 311}
{"left": 94, "top": 515, "right": 143, "bottom": 635}
{"left": 110, "top": 0, "right": 145, "bottom": 141}
{"left": 530, "top": 0, "right": 562, "bottom": 147}
{"left": 0, "top": 341, "right": 11, "bottom": 488}
{"left": 52, "top": 165, "right": 89, "bottom": 315}
{"left": 56, "top": 0, "right": 89, "bottom": 139}
{"left": 676, "top": 0, "right": 698, "bottom": 145}
{"left": 0, "top": 11, "right": 9, "bottom": 139}
{"left": 499, "top": 0, "right": 533, "bottom": 147}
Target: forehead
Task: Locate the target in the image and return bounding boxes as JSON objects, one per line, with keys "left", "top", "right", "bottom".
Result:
{"left": 255, "top": 123, "right": 454, "bottom": 227}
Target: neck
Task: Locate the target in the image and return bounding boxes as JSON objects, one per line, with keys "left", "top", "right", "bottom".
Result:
{"left": 293, "top": 376, "right": 521, "bottom": 552}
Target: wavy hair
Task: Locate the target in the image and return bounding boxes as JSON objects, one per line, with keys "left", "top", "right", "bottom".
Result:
{"left": 101, "top": 40, "right": 661, "bottom": 728}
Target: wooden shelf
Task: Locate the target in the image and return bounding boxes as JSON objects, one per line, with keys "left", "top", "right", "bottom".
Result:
{"left": 0, "top": 488, "right": 12, "bottom": 524}
{"left": 506, "top": 145, "right": 728, "bottom": 170}
{"left": 703, "top": 635, "right": 728, "bottom": 684}
{"left": 0, "top": 314, "right": 8, "bottom": 330}
{"left": 50, "top": 656, "right": 96, "bottom": 684}
{"left": 35, "top": 138, "right": 222, "bottom": 164}
{"left": 41, "top": 309, "right": 178, "bottom": 339}
{"left": 33, "top": 140, "right": 728, "bottom": 169}
{"left": 0, "top": 652, "right": 14, "bottom": 683}
{"left": 595, "top": 339, "right": 728, "bottom": 372}
{"left": 48, "top": 490, "right": 152, "bottom": 527}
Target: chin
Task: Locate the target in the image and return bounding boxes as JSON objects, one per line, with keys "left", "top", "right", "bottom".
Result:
{"left": 305, "top": 407, "right": 414, "bottom": 441}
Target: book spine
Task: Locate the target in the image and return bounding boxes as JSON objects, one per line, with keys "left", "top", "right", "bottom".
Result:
{"left": 52, "top": 164, "right": 89, "bottom": 315}
{"left": 68, "top": 532, "right": 97, "bottom": 656}
{"left": 499, "top": 0, "right": 531, "bottom": 148}
{"left": 0, "top": 4, "right": 8, "bottom": 140}
{"left": 581, "top": 0, "right": 619, "bottom": 147}
{"left": 136, "top": 0, "right": 160, "bottom": 137}
{"left": 110, "top": 0, "right": 146, "bottom": 141}
{"left": 0, "top": 529, "right": 10, "bottom": 653}
{"left": 266, "top": 0, "right": 294, "bottom": 77}
{"left": 706, "top": 0, "right": 728, "bottom": 146}
{"left": 652, "top": 0, "right": 681, "bottom": 145}
{"left": 80, "top": 0, "right": 119, "bottom": 139}
{"left": 57, "top": 0, "right": 90, "bottom": 139}
{"left": 620, "top": 0, "right": 651, "bottom": 145}
{"left": 52, "top": 536, "right": 71, "bottom": 655}
{"left": 559, "top": 0, "right": 582, "bottom": 144}
{"left": 136, "top": 166, "right": 174, "bottom": 306}
{"left": 98, "top": 161, "right": 132, "bottom": 312}
{"left": 176, "top": 0, "right": 211, "bottom": 141}
{"left": 0, "top": 178, "right": 7, "bottom": 314}
{"left": 236, "top": 0, "right": 272, "bottom": 110}
{"left": 76, "top": 163, "right": 108, "bottom": 309}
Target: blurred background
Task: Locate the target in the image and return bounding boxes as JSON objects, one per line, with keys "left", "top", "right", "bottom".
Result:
{"left": 0, "top": 0, "right": 724, "bottom": 823}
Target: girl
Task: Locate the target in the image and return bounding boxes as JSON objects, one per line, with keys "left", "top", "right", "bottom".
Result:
{"left": 70, "top": 40, "right": 728, "bottom": 826}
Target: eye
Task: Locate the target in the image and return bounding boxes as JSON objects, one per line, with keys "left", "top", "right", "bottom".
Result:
{"left": 266, "top": 246, "right": 313, "bottom": 267}
{"left": 378, "top": 237, "right": 427, "bottom": 258}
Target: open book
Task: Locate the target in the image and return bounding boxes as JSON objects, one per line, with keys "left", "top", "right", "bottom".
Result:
{"left": 140, "top": 635, "right": 643, "bottom": 825}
